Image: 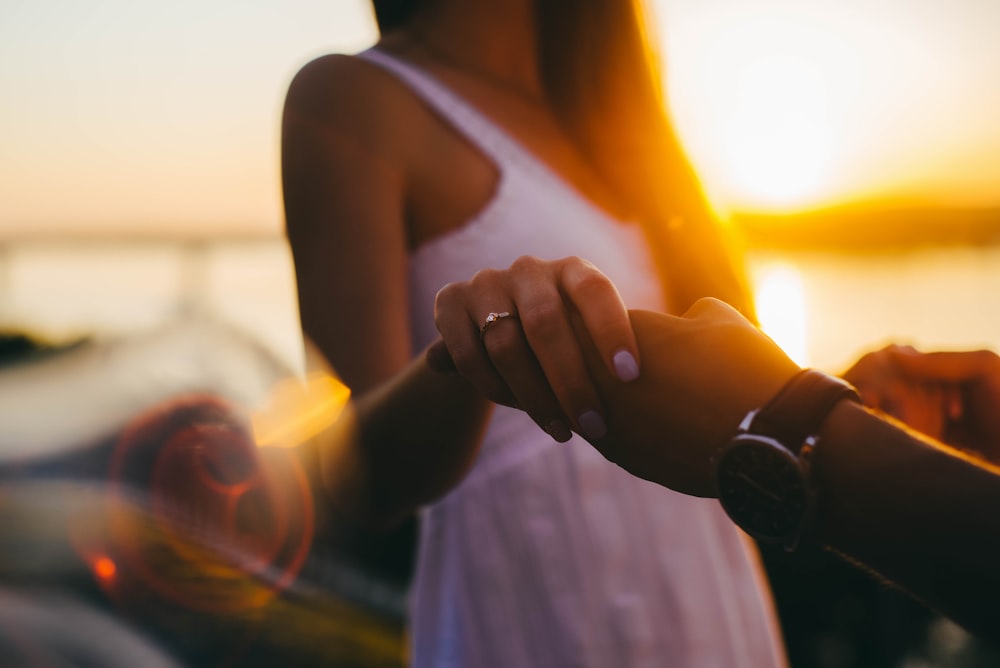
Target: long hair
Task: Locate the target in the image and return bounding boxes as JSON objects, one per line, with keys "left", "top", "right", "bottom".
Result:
{"left": 371, "top": 0, "right": 418, "bottom": 33}
{"left": 371, "top": 0, "right": 755, "bottom": 317}
{"left": 536, "top": 0, "right": 754, "bottom": 317}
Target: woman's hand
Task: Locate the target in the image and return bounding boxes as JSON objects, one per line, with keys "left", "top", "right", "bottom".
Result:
{"left": 433, "top": 255, "right": 640, "bottom": 443}
{"left": 842, "top": 344, "right": 958, "bottom": 442}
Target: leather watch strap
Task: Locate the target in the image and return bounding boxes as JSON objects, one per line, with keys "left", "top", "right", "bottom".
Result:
{"left": 751, "top": 369, "right": 861, "bottom": 454}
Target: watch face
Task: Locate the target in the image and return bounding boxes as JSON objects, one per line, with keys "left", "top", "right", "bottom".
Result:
{"left": 716, "top": 434, "right": 809, "bottom": 543}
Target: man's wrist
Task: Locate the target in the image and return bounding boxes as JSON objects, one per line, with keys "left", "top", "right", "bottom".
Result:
{"left": 715, "top": 369, "right": 861, "bottom": 550}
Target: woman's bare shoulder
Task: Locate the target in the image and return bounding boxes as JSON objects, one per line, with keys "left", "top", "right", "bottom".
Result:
{"left": 284, "top": 51, "right": 424, "bottom": 151}
{"left": 287, "top": 52, "right": 382, "bottom": 106}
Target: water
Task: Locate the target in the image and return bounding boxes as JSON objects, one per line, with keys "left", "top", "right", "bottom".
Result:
{"left": 2, "top": 239, "right": 1000, "bottom": 375}
{"left": 0, "top": 240, "right": 304, "bottom": 372}
{"left": 750, "top": 245, "right": 1000, "bottom": 371}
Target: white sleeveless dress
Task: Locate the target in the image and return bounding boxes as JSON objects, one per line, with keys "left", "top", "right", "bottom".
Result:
{"left": 359, "top": 48, "right": 787, "bottom": 668}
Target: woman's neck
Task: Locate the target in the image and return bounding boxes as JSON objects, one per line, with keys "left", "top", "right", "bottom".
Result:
{"left": 405, "top": 0, "right": 543, "bottom": 101}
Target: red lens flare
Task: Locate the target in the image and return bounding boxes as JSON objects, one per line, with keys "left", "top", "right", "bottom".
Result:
{"left": 106, "top": 395, "right": 314, "bottom": 613}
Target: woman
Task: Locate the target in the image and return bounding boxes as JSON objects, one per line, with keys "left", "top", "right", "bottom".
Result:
{"left": 282, "top": 0, "right": 783, "bottom": 665}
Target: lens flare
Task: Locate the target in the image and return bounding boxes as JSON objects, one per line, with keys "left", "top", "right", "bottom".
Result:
{"left": 93, "top": 555, "right": 117, "bottom": 581}
{"left": 107, "top": 395, "right": 314, "bottom": 613}
{"left": 251, "top": 372, "right": 351, "bottom": 449}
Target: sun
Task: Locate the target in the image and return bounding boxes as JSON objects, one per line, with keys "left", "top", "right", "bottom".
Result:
{"left": 722, "top": 57, "right": 834, "bottom": 209}
{"left": 660, "top": 8, "right": 849, "bottom": 213}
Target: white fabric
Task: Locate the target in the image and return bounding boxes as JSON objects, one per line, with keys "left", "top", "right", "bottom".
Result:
{"left": 360, "top": 48, "right": 787, "bottom": 668}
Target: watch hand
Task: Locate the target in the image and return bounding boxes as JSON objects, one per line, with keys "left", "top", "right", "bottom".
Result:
{"left": 737, "top": 473, "right": 782, "bottom": 503}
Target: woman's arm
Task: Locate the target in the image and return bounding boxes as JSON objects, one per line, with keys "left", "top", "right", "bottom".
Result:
{"left": 282, "top": 55, "right": 492, "bottom": 527}
{"left": 282, "top": 56, "right": 639, "bottom": 527}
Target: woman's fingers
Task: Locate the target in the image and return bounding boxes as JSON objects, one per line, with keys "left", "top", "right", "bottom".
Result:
{"left": 508, "top": 257, "right": 607, "bottom": 440}
{"left": 434, "top": 279, "right": 517, "bottom": 407}
{"left": 557, "top": 257, "right": 640, "bottom": 384}
{"left": 434, "top": 267, "right": 574, "bottom": 442}
{"left": 477, "top": 305, "right": 574, "bottom": 442}
{"left": 434, "top": 255, "right": 639, "bottom": 443}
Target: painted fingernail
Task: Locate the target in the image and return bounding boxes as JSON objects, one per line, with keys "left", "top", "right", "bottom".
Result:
{"left": 613, "top": 349, "right": 639, "bottom": 382}
{"left": 578, "top": 410, "right": 607, "bottom": 440}
{"left": 543, "top": 419, "right": 572, "bottom": 443}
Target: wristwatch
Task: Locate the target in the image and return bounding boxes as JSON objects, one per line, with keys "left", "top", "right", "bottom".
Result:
{"left": 714, "top": 369, "right": 861, "bottom": 551}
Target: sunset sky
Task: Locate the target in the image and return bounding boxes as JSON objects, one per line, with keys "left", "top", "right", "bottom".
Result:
{"left": 2, "top": 0, "right": 1000, "bottom": 238}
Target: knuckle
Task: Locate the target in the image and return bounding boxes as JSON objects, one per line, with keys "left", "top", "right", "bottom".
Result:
{"left": 560, "top": 255, "right": 592, "bottom": 271}
{"left": 856, "top": 355, "right": 875, "bottom": 371}
{"left": 978, "top": 348, "right": 999, "bottom": 360}
{"left": 565, "top": 269, "right": 612, "bottom": 298}
{"left": 470, "top": 267, "right": 502, "bottom": 287}
{"left": 681, "top": 297, "right": 712, "bottom": 318}
{"left": 561, "top": 256, "right": 613, "bottom": 290}
{"left": 697, "top": 297, "right": 734, "bottom": 316}
{"left": 510, "top": 254, "right": 544, "bottom": 273}
{"left": 434, "top": 282, "right": 460, "bottom": 310}
{"left": 885, "top": 343, "right": 912, "bottom": 356}
{"left": 977, "top": 349, "right": 1000, "bottom": 367}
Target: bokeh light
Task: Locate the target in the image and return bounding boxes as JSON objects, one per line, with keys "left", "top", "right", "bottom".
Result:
{"left": 252, "top": 371, "right": 351, "bottom": 449}
{"left": 106, "top": 396, "right": 314, "bottom": 614}
{"left": 93, "top": 555, "right": 118, "bottom": 582}
{"left": 752, "top": 262, "right": 808, "bottom": 366}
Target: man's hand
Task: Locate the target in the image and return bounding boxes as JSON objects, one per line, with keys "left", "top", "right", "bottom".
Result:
{"left": 842, "top": 344, "right": 955, "bottom": 442}
{"left": 580, "top": 298, "right": 801, "bottom": 497}
{"left": 889, "top": 348, "right": 1000, "bottom": 462}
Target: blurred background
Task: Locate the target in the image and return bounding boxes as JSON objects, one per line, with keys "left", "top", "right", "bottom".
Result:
{"left": 1, "top": 0, "right": 999, "bottom": 666}
{"left": 3, "top": 0, "right": 1000, "bottom": 372}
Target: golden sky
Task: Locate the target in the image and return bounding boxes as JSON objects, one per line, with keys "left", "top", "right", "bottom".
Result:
{"left": 659, "top": 0, "right": 1000, "bottom": 215}
{"left": 2, "top": 0, "right": 1000, "bottom": 238}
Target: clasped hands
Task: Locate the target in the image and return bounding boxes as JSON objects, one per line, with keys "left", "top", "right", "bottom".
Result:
{"left": 430, "top": 255, "right": 1000, "bottom": 498}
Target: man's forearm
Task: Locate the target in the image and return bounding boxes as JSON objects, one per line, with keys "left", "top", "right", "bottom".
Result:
{"left": 569, "top": 303, "right": 1000, "bottom": 637}
{"left": 813, "top": 401, "right": 1000, "bottom": 638}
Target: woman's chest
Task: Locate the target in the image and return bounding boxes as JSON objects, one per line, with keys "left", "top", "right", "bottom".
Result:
{"left": 402, "top": 95, "right": 626, "bottom": 251}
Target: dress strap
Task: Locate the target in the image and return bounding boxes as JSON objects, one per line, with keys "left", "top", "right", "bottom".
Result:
{"left": 358, "top": 48, "right": 526, "bottom": 169}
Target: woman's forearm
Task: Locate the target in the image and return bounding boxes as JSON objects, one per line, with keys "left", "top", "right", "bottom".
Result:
{"left": 317, "top": 351, "right": 492, "bottom": 529}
